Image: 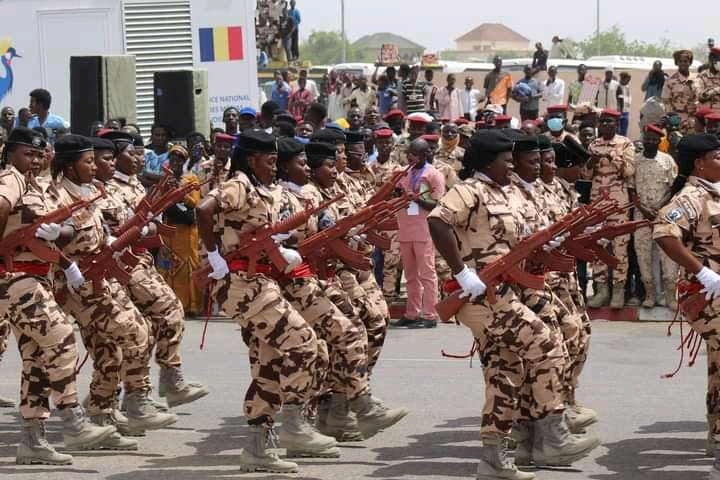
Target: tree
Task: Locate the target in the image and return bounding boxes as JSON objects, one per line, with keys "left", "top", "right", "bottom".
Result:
{"left": 576, "top": 25, "right": 674, "bottom": 58}
{"left": 299, "top": 30, "right": 360, "bottom": 65}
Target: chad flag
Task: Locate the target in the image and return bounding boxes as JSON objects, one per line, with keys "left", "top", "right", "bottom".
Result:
{"left": 199, "top": 26, "right": 244, "bottom": 62}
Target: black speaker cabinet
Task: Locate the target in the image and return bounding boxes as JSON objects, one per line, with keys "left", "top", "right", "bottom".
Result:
{"left": 153, "top": 69, "right": 209, "bottom": 140}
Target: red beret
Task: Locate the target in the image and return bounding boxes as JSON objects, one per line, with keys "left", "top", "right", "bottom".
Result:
{"left": 711, "top": 47, "right": 720, "bottom": 55}
{"left": 440, "top": 117, "right": 450, "bottom": 124}
{"left": 382, "top": 109, "right": 405, "bottom": 120}
{"left": 600, "top": 109, "right": 622, "bottom": 118}
{"left": 706, "top": 113, "right": 720, "bottom": 123}
{"left": 421, "top": 134, "right": 439, "bottom": 142}
{"left": 547, "top": 104, "right": 569, "bottom": 113}
{"left": 215, "top": 133, "right": 236, "bottom": 144}
{"left": 475, "top": 120, "right": 486, "bottom": 128}
{"left": 455, "top": 117, "right": 469, "bottom": 125}
{"left": 494, "top": 115, "right": 512, "bottom": 123}
{"left": 644, "top": 124, "right": 664, "bottom": 136}
{"left": 374, "top": 128, "right": 393, "bottom": 138}
{"left": 96, "top": 128, "right": 115, "bottom": 137}
{"left": 696, "top": 107, "right": 714, "bottom": 119}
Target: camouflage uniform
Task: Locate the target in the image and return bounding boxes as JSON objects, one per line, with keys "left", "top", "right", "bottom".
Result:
{"left": 583, "top": 134, "right": 636, "bottom": 286}
{"left": 31, "top": 178, "right": 151, "bottom": 416}
{"left": 428, "top": 174, "right": 566, "bottom": 437}
{"left": 429, "top": 150, "right": 460, "bottom": 293}
{"left": 630, "top": 151, "right": 678, "bottom": 298}
{"left": 695, "top": 69, "right": 720, "bottom": 112}
{"left": 208, "top": 172, "right": 324, "bottom": 425}
{"left": 368, "top": 158, "right": 403, "bottom": 298}
{"left": 105, "top": 173, "right": 185, "bottom": 369}
{"left": 654, "top": 177, "right": 720, "bottom": 439}
{"left": 0, "top": 317, "right": 9, "bottom": 362}
{"left": 390, "top": 136, "right": 410, "bottom": 166}
{"left": 662, "top": 71, "right": 698, "bottom": 131}
{"left": 278, "top": 183, "right": 369, "bottom": 400}
{"left": 0, "top": 168, "right": 80, "bottom": 419}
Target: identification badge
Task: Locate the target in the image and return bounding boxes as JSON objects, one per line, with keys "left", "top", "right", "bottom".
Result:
{"left": 407, "top": 201, "right": 419, "bottom": 216}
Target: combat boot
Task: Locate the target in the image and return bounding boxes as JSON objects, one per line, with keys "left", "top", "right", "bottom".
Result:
{"left": 277, "top": 403, "right": 340, "bottom": 457}
{"left": 641, "top": 282, "right": 656, "bottom": 308}
{"left": 609, "top": 282, "right": 626, "bottom": 309}
{"left": 58, "top": 404, "right": 116, "bottom": 450}
{"left": 124, "top": 390, "right": 178, "bottom": 431}
{"left": 89, "top": 415, "right": 139, "bottom": 450}
{"left": 511, "top": 422, "right": 533, "bottom": 467}
{"left": 16, "top": 419, "right": 73, "bottom": 465}
{"left": 565, "top": 405, "right": 599, "bottom": 434}
{"left": 315, "top": 395, "right": 330, "bottom": 430}
{"left": 476, "top": 437, "right": 535, "bottom": 480}
{"left": 349, "top": 393, "right": 409, "bottom": 440}
{"left": 322, "top": 392, "right": 363, "bottom": 442}
{"left": 239, "top": 425, "right": 299, "bottom": 473}
{"left": 0, "top": 395, "right": 16, "bottom": 407}
{"left": 664, "top": 280, "right": 678, "bottom": 311}
{"left": 708, "top": 414, "right": 719, "bottom": 456}
{"left": 121, "top": 390, "right": 169, "bottom": 412}
{"left": 587, "top": 283, "right": 610, "bottom": 308}
{"left": 712, "top": 444, "right": 720, "bottom": 480}
{"left": 158, "top": 366, "right": 209, "bottom": 408}
{"left": 532, "top": 411, "right": 600, "bottom": 466}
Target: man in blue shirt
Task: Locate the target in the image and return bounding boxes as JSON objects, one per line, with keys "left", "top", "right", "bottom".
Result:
{"left": 26, "top": 88, "right": 69, "bottom": 144}
{"left": 288, "top": 0, "right": 301, "bottom": 62}
{"left": 271, "top": 71, "right": 290, "bottom": 111}
{"left": 513, "top": 66, "right": 544, "bottom": 121}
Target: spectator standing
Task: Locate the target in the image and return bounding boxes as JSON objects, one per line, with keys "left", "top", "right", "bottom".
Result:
{"left": 461, "top": 76, "right": 482, "bottom": 121}
{"left": 279, "top": 13, "right": 295, "bottom": 64}
{"left": 513, "top": 65, "right": 544, "bottom": 121}
{"left": 287, "top": 0, "right": 301, "bottom": 62}
{"left": 542, "top": 65, "right": 565, "bottom": 109}
{"left": 376, "top": 74, "right": 397, "bottom": 115}
{"left": 618, "top": 72, "right": 632, "bottom": 136}
{"left": 289, "top": 77, "right": 314, "bottom": 119}
{"left": 392, "top": 138, "right": 445, "bottom": 329}
{"left": 568, "top": 64, "right": 588, "bottom": 106}
{"left": 1, "top": 106, "right": 14, "bottom": 133}
{"left": 298, "top": 69, "right": 318, "bottom": 98}
{"left": 423, "top": 69, "right": 438, "bottom": 113}
{"left": 483, "top": 56, "right": 513, "bottom": 113}
{"left": 271, "top": 71, "right": 291, "bottom": 110}
{"left": 696, "top": 47, "right": 720, "bottom": 112}
{"left": 641, "top": 61, "right": 668, "bottom": 100}
{"left": 402, "top": 66, "right": 426, "bottom": 114}
{"left": 26, "top": 88, "right": 69, "bottom": 144}
{"left": 15, "top": 107, "right": 31, "bottom": 128}
{"left": 141, "top": 124, "right": 172, "bottom": 188}
{"left": 596, "top": 66, "right": 622, "bottom": 110}
{"left": 532, "top": 42, "right": 548, "bottom": 71}
{"left": 345, "top": 76, "right": 377, "bottom": 115}
{"left": 436, "top": 74, "right": 463, "bottom": 120}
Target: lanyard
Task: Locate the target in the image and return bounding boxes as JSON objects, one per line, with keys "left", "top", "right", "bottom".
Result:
{"left": 409, "top": 164, "right": 427, "bottom": 191}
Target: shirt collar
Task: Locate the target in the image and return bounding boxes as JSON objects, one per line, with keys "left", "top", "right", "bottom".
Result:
{"left": 113, "top": 171, "right": 132, "bottom": 183}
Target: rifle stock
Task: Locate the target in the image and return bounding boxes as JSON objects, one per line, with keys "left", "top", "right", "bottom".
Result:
{"left": 680, "top": 293, "right": 707, "bottom": 321}
{"left": 366, "top": 165, "right": 411, "bottom": 205}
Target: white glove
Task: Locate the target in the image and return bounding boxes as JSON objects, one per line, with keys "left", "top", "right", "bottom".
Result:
{"left": 63, "top": 262, "right": 85, "bottom": 291}
{"left": 348, "top": 234, "right": 367, "bottom": 250}
{"left": 35, "top": 223, "right": 62, "bottom": 242}
{"left": 454, "top": 265, "right": 487, "bottom": 301}
{"left": 140, "top": 226, "right": 150, "bottom": 237}
{"left": 279, "top": 246, "right": 302, "bottom": 273}
{"left": 583, "top": 224, "right": 603, "bottom": 235}
{"left": 207, "top": 249, "right": 229, "bottom": 280}
{"left": 106, "top": 235, "right": 117, "bottom": 246}
{"left": 271, "top": 233, "right": 292, "bottom": 245}
{"left": 697, "top": 267, "right": 720, "bottom": 300}
{"left": 348, "top": 224, "right": 365, "bottom": 237}
{"left": 543, "top": 233, "right": 569, "bottom": 252}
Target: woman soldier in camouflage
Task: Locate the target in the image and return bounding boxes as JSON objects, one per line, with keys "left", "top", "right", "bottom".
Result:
{"left": 196, "top": 130, "right": 329, "bottom": 474}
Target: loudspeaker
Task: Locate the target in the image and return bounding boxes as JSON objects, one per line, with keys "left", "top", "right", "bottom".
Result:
{"left": 70, "top": 55, "right": 136, "bottom": 136}
{"left": 153, "top": 69, "right": 209, "bottom": 140}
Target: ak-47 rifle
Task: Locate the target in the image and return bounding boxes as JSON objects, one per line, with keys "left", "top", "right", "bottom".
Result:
{"left": 192, "top": 193, "right": 345, "bottom": 288}
{"left": 79, "top": 226, "right": 145, "bottom": 294}
{"left": 366, "top": 164, "right": 412, "bottom": 205}
{"left": 563, "top": 219, "right": 650, "bottom": 267}
{"left": 0, "top": 191, "right": 106, "bottom": 272}
{"left": 434, "top": 203, "right": 600, "bottom": 323}
{"left": 358, "top": 190, "right": 428, "bottom": 250}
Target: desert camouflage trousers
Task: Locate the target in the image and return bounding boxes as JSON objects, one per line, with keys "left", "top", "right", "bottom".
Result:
{"left": 593, "top": 212, "right": 630, "bottom": 284}
{"left": 1, "top": 273, "right": 79, "bottom": 419}
{"left": 381, "top": 231, "right": 402, "bottom": 298}
{"left": 634, "top": 223, "right": 678, "bottom": 287}
{"left": 60, "top": 278, "right": 150, "bottom": 416}
{"left": 0, "top": 317, "right": 9, "bottom": 361}
{"left": 126, "top": 253, "right": 185, "bottom": 368}
{"left": 456, "top": 284, "right": 566, "bottom": 438}
{"left": 214, "top": 272, "right": 326, "bottom": 426}
{"left": 283, "top": 277, "right": 369, "bottom": 400}
{"left": 338, "top": 268, "right": 389, "bottom": 375}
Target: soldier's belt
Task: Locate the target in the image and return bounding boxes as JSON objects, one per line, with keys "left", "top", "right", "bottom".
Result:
{"left": 0, "top": 262, "right": 50, "bottom": 277}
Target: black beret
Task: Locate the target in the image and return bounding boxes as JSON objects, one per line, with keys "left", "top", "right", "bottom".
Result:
{"left": 277, "top": 137, "right": 306, "bottom": 163}
{"left": 312, "top": 128, "right": 346, "bottom": 144}
{"left": 537, "top": 135, "right": 553, "bottom": 152}
{"left": 89, "top": 137, "right": 116, "bottom": 152}
{"left": 678, "top": 134, "right": 720, "bottom": 157}
{"left": 275, "top": 111, "right": 297, "bottom": 127}
{"left": 344, "top": 130, "right": 365, "bottom": 145}
{"left": 131, "top": 133, "right": 144, "bottom": 147}
{"left": 236, "top": 129, "right": 277, "bottom": 153}
{"left": 467, "top": 129, "right": 514, "bottom": 155}
{"left": 305, "top": 142, "right": 337, "bottom": 169}
{"left": 504, "top": 129, "right": 540, "bottom": 153}
{"left": 99, "top": 130, "right": 134, "bottom": 145}
{"left": 54, "top": 134, "right": 94, "bottom": 157}
{"left": 6, "top": 126, "right": 46, "bottom": 150}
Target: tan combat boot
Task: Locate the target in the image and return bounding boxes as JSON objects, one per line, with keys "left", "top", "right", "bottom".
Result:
{"left": 708, "top": 414, "right": 719, "bottom": 457}
{"left": 58, "top": 404, "right": 116, "bottom": 450}
{"left": 158, "top": 366, "right": 209, "bottom": 408}
{"left": 240, "top": 425, "right": 299, "bottom": 473}
{"left": 587, "top": 283, "right": 610, "bottom": 308}
{"left": 89, "top": 414, "right": 139, "bottom": 450}
{"left": 0, "top": 395, "right": 16, "bottom": 407}
{"left": 532, "top": 411, "right": 600, "bottom": 466}
{"left": 16, "top": 419, "right": 73, "bottom": 465}
{"left": 565, "top": 404, "right": 599, "bottom": 434}
{"left": 664, "top": 280, "right": 678, "bottom": 311}
{"left": 609, "top": 282, "right": 626, "bottom": 309}
{"left": 322, "top": 392, "right": 363, "bottom": 442}
{"left": 476, "top": 437, "right": 535, "bottom": 480}
{"left": 642, "top": 282, "right": 656, "bottom": 308}
{"left": 124, "top": 390, "right": 178, "bottom": 431}
{"left": 511, "top": 421, "right": 533, "bottom": 467}
{"left": 277, "top": 403, "right": 340, "bottom": 457}
{"left": 349, "top": 394, "right": 409, "bottom": 440}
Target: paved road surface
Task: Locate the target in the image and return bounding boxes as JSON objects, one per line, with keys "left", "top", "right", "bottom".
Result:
{"left": 0, "top": 319, "right": 712, "bottom": 480}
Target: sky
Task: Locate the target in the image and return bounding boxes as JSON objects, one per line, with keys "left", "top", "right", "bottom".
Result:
{"left": 297, "top": 0, "right": 714, "bottom": 54}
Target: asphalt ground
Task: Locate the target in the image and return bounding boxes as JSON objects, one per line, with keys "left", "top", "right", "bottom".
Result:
{"left": 0, "top": 319, "right": 712, "bottom": 480}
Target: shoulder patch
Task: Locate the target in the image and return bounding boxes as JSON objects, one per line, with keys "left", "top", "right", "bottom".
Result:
{"left": 678, "top": 198, "right": 697, "bottom": 220}
{"left": 666, "top": 208, "right": 683, "bottom": 223}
